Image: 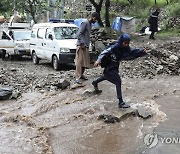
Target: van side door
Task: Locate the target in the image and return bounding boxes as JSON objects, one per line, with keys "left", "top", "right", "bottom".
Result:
{"left": 0, "top": 30, "right": 14, "bottom": 55}
{"left": 43, "top": 28, "right": 57, "bottom": 61}
{"left": 35, "top": 28, "right": 46, "bottom": 59}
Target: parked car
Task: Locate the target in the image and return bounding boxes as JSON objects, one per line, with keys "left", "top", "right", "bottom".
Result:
{"left": 0, "top": 23, "right": 31, "bottom": 59}
{"left": 30, "top": 22, "right": 80, "bottom": 70}
{"left": 0, "top": 30, "right": 14, "bottom": 59}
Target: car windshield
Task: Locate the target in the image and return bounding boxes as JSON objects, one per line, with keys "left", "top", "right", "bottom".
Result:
{"left": 13, "top": 31, "right": 31, "bottom": 40}
{"left": 54, "top": 27, "right": 78, "bottom": 40}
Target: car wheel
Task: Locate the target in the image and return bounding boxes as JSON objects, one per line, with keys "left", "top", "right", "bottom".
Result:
{"left": 1, "top": 50, "right": 6, "bottom": 60}
{"left": 52, "top": 55, "right": 60, "bottom": 70}
{"left": 9, "top": 55, "right": 14, "bottom": 60}
{"left": 32, "top": 52, "right": 39, "bottom": 64}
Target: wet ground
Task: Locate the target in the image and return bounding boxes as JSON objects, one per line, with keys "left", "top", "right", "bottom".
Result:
{"left": 0, "top": 36, "right": 180, "bottom": 154}
{"left": 0, "top": 74, "right": 179, "bottom": 154}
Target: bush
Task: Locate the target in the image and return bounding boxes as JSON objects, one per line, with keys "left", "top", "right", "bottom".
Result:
{"left": 168, "top": 3, "right": 180, "bottom": 17}
{"left": 160, "top": 3, "right": 180, "bottom": 33}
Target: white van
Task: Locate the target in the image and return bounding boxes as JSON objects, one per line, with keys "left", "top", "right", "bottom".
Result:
{"left": 30, "top": 22, "right": 79, "bottom": 70}
{"left": 0, "top": 23, "right": 31, "bottom": 59}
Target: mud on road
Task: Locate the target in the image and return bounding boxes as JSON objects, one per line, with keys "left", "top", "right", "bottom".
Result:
{"left": 0, "top": 36, "right": 179, "bottom": 154}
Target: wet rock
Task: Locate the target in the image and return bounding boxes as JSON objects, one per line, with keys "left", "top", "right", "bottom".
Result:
{"left": 50, "top": 85, "right": 58, "bottom": 91}
{"left": 137, "top": 106, "right": 153, "bottom": 119}
{"left": 98, "top": 108, "right": 137, "bottom": 124}
{"left": 82, "top": 89, "right": 102, "bottom": 97}
{"left": 35, "top": 82, "right": 45, "bottom": 88}
{"left": 82, "top": 90, "right": 94, "bottom": 97}
{"left": 91, "top": 28, "right": 119, "bottom": 54}
{"left": 53, "top": 79, "right": 70, "bottom": 90}
{"left": 118, "top": 108, "right": 137, "bottom": 121}
{"left": 10, "top": 68, "right": 17, "bottom": 72}
{"left": 11, "top": 90, "right": 21, "bottom": 99}
{"left": 94, "top": 41, "right": 105, "bottom": 53}
{"left": 70, "top": 83, "right": 85, "bottom": 89}
{"left": 98, "top": 114, "right": 120, "bottom": 123}
{"left": 98, "top": 105, "right": 155, "bottom": 124}
{"left": 0, "top": 86, "right": 13, "bottom": 100}
{"left": 39, "top": 89, "right": 47, "bottom": 93}
{"left": 169, "top": 55, "right": 178, "bottom": 61}
{"left": 156, "top": 65, "right": 164, "bottom": 74}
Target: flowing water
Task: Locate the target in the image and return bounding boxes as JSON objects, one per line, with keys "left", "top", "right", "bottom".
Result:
{"left": 1, "top": 75, "right": 178, "bottom": 154}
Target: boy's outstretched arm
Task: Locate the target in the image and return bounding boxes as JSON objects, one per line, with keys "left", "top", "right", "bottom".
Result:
{"left": 123, "top": 48, "right": 148, "bottom": 61}
{"left": 94, "top": 47, "right": 112, "bottom": 67}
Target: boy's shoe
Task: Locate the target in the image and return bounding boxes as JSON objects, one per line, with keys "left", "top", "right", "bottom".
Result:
{"left": 94, "top": 89, "right": 102, "bottom": 94}
{"left": 118, "top": 102, "right": 130, "bottom": 108}
{"left": 92, "top": 81, "right": 102, "bottom": 93}
{"left": 75, "top": 79, "right": 82, "bottom": 84}
{"left": 149, "top": 36, "right": 156, "bottom": 40}
{"left": 80, "top": 75, "right": 88, "bottom": 80}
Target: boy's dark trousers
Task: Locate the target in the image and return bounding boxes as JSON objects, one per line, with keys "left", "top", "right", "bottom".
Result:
{"left": 93, "top": 68, "right": 124, "bottom": 103}
{"left": 149, "top": 31, "right": 155, "bottom": 39}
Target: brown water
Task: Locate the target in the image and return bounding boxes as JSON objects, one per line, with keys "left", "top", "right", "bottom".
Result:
{"left": 1, "top": 75, "right": 179, "bottom": 154}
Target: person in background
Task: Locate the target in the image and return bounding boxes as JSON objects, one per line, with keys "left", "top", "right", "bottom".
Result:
{"left": 75, "top": 12, "right": 99, "bottom": 84}
{"left": 92, "top": 33, "right": 148, "bottom": 108}
{"left": 148, "top": 8, "right": 160, "bottom": 39}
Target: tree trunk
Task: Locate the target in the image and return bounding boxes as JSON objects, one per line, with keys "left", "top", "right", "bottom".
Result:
{"left": 105, "top": 0, "right": 110, "bottom": 27}
{"left": 127, "top": 0, "right": 133, "bottom": 4}
{"left": 89, "top": 0, "right": 104, "bottom": 27}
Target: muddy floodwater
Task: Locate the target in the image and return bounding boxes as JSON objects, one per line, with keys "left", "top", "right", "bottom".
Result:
{"left": 0, "top": 75, "right": 179, "bottom": 154}
{"left": 0, "top": 37, "right": 180, "bottom": 154}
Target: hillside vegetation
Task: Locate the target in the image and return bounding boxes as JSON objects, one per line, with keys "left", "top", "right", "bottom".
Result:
{"left": 65, "top": 0, "right": 180, "bottom": 35}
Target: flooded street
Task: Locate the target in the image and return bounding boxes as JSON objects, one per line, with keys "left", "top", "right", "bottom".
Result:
{"left": 0, "top": 75, "right": 179, "bottom": 153}
{"left": 0, "top": 37, "right": 180, "bottom": 154}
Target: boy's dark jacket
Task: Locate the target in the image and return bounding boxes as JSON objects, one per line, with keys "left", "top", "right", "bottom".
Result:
{"left": 98, "top": 34, "right": 147, "bottom": 68}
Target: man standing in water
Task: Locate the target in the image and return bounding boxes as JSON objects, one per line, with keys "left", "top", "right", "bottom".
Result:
{"left": 75, "top": 12, "right": 99, "bottom": 84}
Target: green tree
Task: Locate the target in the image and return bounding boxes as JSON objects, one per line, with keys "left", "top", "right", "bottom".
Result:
{"left": 0, "top": 0, "right": 50, "bottom": 23}
{"left": 14, "top": 0, "right": 48, "bottom": 23}
{"left": 105, "top": 0, "right": 110, "bottom": 27}
{"left": 0, "top": 0, "right": 14, "bottom": 15}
